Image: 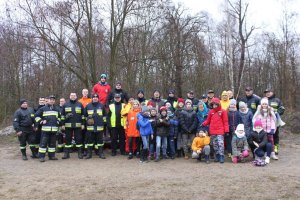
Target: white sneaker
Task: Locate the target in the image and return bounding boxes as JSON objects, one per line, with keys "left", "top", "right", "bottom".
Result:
{"left": 265, "top": 156, "right": 270, "bottom": 164}
{"left": 271, "top": 152, "right": 279, "bottom": 160}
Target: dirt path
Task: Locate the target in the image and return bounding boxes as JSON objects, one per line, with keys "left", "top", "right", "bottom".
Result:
{"left": 0, "top": 131, "right": 300, "bottom": 200}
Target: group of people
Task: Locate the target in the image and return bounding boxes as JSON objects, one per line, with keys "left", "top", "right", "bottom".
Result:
{"left": 13, "top": 74, "right": 285, "bottom": 166}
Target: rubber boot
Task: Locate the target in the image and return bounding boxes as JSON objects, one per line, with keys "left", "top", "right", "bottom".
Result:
{"left": 99, "top": 147, "right": 106, "bottom": 159}
{"left": 62, "top": 148, "right": 70, "bottom": 159}
{"left": 85, "top": 147, "right": 92, "bottom": 159}
{"left": 205, "top": 155, "right": 210, "bottom": 164}
{"left": 78, "top": 147, "right": 83, "bottom": 159}
{"left": 214, "top": 154, "right": 220, "bottom": 162}
{"left": 21, "top": 149, "right": 28, "bottom": 161}
{"left": 30, "top": 146, "right": 38, "bottom": 159}
{"left": 219, "top": 155, "right": 224, "bottom": 164}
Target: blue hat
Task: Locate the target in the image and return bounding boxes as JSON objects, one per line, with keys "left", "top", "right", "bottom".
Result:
{"left": 100, "top": 74, "right": 107, "bottom": 79}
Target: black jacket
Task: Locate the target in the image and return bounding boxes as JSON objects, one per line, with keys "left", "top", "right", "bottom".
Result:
{"left": 35, "top": 105, "right": 61, "bottom": 132}
{"left": 179, "top": 109, "right": 198, "bottom": 134}
{"left": 85, "top": 102, "right": 106, "bottom": 132}
{"left": 248, "top": 130, "right": 268, "bottom": 148}
{"left": 106, "top": 89, "right": 129, "bottom": 106}
{"left": 156, "top": 115, "right": 170, "bottom": 137}
{"left": 240, "top": 94, "right": 261, "bottom": 114}
{"left": 61, "top": 100, "right": 84, "bottom": 128}
{"left": 268, "top": 94, "right": 284, "bottom": 115}
{"left": 13, "top": 107, "right": 35, "bottom": 132}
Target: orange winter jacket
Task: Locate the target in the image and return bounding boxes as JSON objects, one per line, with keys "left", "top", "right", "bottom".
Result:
{"left": 79, "top": 97, "right": 92, "bottom": 108}
{"left": 191, "top": 136, "right": 210, "bottom": 151}
{"left": 126, "top": 108, "right": 141, "bottom": 137}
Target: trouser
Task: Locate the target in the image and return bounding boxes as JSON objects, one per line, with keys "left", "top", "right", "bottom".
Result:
{"left": 39, "top": 131, "right": 57, "bottom": 158}
{"left": 156, "top": 136, "right": 167, "bottom": 158}
{"left": 267, "top": 134, "right": 275, "bottom": 151}
{"left": 211, "top": 135, "right": 224, "bottom": 156}
{"left": 182, "top": 133, "right": 195, "bottom": 155}
{"left": 56, "top": 131, "right": 64, "bottom": 150}
{"left": 18, "top": 128, "right": 36, "bottom": 154}
{"left": 176, "top": 132, "right": 183, "bottom": 150}
{"left": 191, "top": 145, "right": 210, "bottom": 158}
{"left": 128, "top": 137, "right": 141, "bottom": 154}
{"left": 274, "top": 127, "right": 280, "bottom": 146}
{"left": 34, "top": 128, "right": 42, "bottom": 148}
{"left": 86, "top": 131, "right": 104, "bottom": 149}
{"left": 141, "top": 135, "right": 150, "bottom": 150}
{"left": 225, "top": 132, "right": 233, "bottom": 154}
{"left": 168, "top": 135, "right": 176, "bottom": 156}
{"left": 111, "top": 127, "right": 125, "bottom": 154}
{"left": 253, "top": 143, "right": 272, "bottom": 158}
{"left": 65, "top": 128, "right": 83, "bottom": 150}
{"left": 149, "top": 134, "right": 156, "bottom": 155}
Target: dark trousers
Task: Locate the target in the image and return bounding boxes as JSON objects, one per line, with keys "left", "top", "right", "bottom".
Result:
{"left": 56, "top": 131, "right": 64, "bottom": 149}
{"left": 39, "top": 131, "right": 56, "bottom": 158}
{"left": 274, "top": 127, "right": 280, "bottom": 145}
{"left": 167, "top": 136, "right": 176, "bottom": 156}
{"left": 34, "top": 128, "right": 42, "bottom": 147}
{"left": 111, "top": 127, "right": 125, "bottom": 153}
{"left": 65, "top": 128, "right": 83, "bottom": 149}
{"left": 225, "top": 132, "right": 233, "bottom": 154}
{"left": 250, "top": 143, "right": 272, "bottom": 158}
{"left": 18, "top": 129, "right": 35, "bottom": 150}
{"left": 128, "top": 137, "right": 141, "bottom": 154}
{"left": 86, "top": 131, "right": 104, "bottom": 147}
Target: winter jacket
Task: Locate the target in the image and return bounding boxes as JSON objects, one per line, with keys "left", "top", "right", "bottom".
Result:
{"left": 196, "top": 103, "right": 209, "bottom": 131}
{"left": 156, "top": 115, "right": 170, "bottom": 137}
{"left": 202, "top": 101, "right": 229, "bottom": 135}
{"left": 228, "top": 110, "right": 241, "bottom": 133}
{"left": 186, "top": 97, "right": 199, "bottom": 112}
{"left": 79, "top": 97, "right": 92, "bottom": 108}
{"left": 148, "top": 98, "right": 165, "bottom": 112}
{"left": 179, "top": 108, "right": 198, "bottom": 134}
{"left": 238, "top": 109, "right": 253, "bottom": 137}
{"left": 191, "top": 136, "right": 210, "bottom": 151}
{"left": 169, "top": 116, "right": 179, "bottom": 137}
{"left": 35, "top": 105, "right": 61, "bottom": 132}
{"left": 107, "top": 102, "right": 125, "bottom": 128}
{"left": 137, "top": 113, "right": 153, "bottom": 136}
{"left": 240, "top": 94, "right": 261, "bottom": 114}
{"left": 248, "top": 130, "right": 268, "bottom": 148}
{"left": 268, "top": 94, "right": 284, "bottom": 115}
{"left": 220, "top": 99, "right": 230, "bottom": 111}
{"left": 167, "top": 96, "right": 178, "bottom": 109}
{"left": 126, "top": 108, "right": 141, "bottom": 137}
{"left": 106, "top": 88, "right": 129, "bottom": 106}
{"left": 150, "top": 115, "right": 158, "bottom": 136}
{"left": 231, "top": 134, "right": 249, "bottom": 156}
{"left": 13, "top": 107, "right": 35, "bottom": 132}
{"left": 84, "top": 102, "right": 107, "bottom": 132}
{"left": 92, "top": 82, "right": 111, "bottom": 106}
{"left": 252, "top": 105, "right": 276, "bottom": 134}
{"left": 61, "top": 100, "right": 85, "bottom": 129}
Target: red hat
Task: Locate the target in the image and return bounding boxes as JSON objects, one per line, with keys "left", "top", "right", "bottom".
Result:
{"left": 254, "top": 120, "right": 263, "bottom": 128}
{"left": 147, "top": 101, "right": 155, "bottom": 107}
{"left": 177, "top": 98, "right": 184, "bottom": 104}
{"left": 159, "top": 106, "right": 167, "bottom": 112}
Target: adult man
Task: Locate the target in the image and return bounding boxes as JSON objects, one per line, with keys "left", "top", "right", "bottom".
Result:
{"left": 106, "top": 82, "right": 129, "bottom": 106}
{"left": 33, "top": 97, "right": 46, "bottom": 154}
{"left": 166, "top": 89, "right": 178, "bottom": 109}
{"left": 107, "top": 93, "right": 126, "bottom": 156}
{"left": 264, "top": 89, "right": 285, "bottom": 155}
{"left": 61, "top": 93, "right": 85, "bottom": 159}
{"left": 186, "top": 90, "right": 199, "bottom": 112}
{"left": 84, "top": 93, "right": 107, "bottom": 159}
{"left": 137, "top": 89, "right": 147, "bottom": 105}
{"left": 35, "top": 95, "right": 60, "bottom": 162}
{"left": 207, "top": 90, "right": 215, "bottom": 108}
{"left": 92, "top": 74, "right": 111, "bottom": 106}
{"left": 239, "top": 87, "right": 261, "bottom": 114}
{"left": 79, "top": 89, "right": 92, "bottom": 108}
{"left": 147, "top": 90, "right": 165, "bottom": 112}
{"left": 56, "top": 98, "right": 66, "bottom": 153}
{"left": 201, "top": 94, "right": 209, "bottom": 107}
{"left": 13, "top": 99, "right": 36, "bottom": 160}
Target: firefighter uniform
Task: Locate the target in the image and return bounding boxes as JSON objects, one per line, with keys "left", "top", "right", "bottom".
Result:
{"left": 56, "top": 105, "right": 65, "bottom": 153}
{"left": 35, "top": 102, "right": 60, "bottom": 162}
{"left": 61, "top": 100, "right": 85, "bottom": 159}
{"left": 13, "top": 102, "right": 36, "bottom": 160}
{"left": 84, "top": 101, "right": 107, "bottom": 159}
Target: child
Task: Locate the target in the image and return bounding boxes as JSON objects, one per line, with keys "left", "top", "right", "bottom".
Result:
{"left": 202, "top": 98, "right": 229, "bottom": 164}
{"left": 231, "top": 124, "right": 249, "bottom": 163}
{"left": 238, "top": 101, "right": 253, "bottom": 139}
{"left": 137, "top": 106, "right": 154, "bottom": 163}
{"left": 155, "top": 106, "right": 170, "bottom": 162}
{"left": 126, "top": 100, "right": 141, "bottom": 159}
{"left": 175, "top": 98, "right": 185, "bottom": 157}
{"left": 149, "top": 108, "right": 158, "bottom": 160}
{"left": 191, "top": 130, "right": 210, "bottom": 164}
{"left": 196, "top": 101, "right": 209, "bottom": 133}
{"left": 121, "top": 97, "right": 135, "bottom": 155}
{"left": 227, "top": 99, "right": 240, "bottom": 158}
{"left": 248, "top": 120, "right": 272, "bottom": 164}
{"left": 252, "top": 98, "right": 278, "bottom": 160}
{"left": 167, "top": 106, "right": 178, "bottom": 159}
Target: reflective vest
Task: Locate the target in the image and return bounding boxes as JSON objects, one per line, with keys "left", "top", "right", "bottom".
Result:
{"left": 109, "top": 103, "right": 125, "bottom": 128}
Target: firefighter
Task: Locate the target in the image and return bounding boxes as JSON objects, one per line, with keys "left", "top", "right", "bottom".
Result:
{"left": 13, "top": 99, "right": 36, "bottom": 160}
{"left": 84, "top": 93, "right": 107, "bottom": 159}
{"left": 35, "top": 95, "right": 60, "bottom": 162}
{"left": 61, "top": 93, "right": 85, "bottom": 159}
{"left": 33, "top": 97, "right": 46, "bottom": 155}
{"left": 56, "top": 98, "right": 66, "bottom": 153}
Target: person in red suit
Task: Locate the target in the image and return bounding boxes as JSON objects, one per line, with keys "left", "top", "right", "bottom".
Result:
{"left": 92, "top": 74, "right": 111, "bottom": 107}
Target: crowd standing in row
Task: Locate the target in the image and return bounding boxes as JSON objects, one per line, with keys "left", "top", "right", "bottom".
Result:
{"left": 13, "top": 74, "right": 285, "bottom": 166}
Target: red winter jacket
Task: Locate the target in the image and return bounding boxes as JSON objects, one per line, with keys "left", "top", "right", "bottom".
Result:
{"left": 203, "top": 98, "right": 229, "bottom": 135}
{"left": 92, "top": 82, "right": 111, "bottom": 106}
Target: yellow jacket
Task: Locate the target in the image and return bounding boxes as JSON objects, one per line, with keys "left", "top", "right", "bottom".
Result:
{"left": 191, "top": 136, "right": 210, "bottom": 151}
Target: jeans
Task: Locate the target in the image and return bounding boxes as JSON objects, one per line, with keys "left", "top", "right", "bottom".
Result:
{"left": 141, "top": 135, "right": 149, "bottom": 150}
{"left": 156, "top": 136, "right": 167, "bottom": 157}
{"left": 168, "top": 136, "right": 176, "bottom": 156}
{"left": 254, "top": 143, "right": 272, "bottom": 157}
{"left": 191, "top": 145, "right": 210, "bottom": 158}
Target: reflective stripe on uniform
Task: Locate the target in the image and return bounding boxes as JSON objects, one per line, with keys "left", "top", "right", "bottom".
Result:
{"left": 39, "top": 147, "right": 47, "bottom": 153}
{"left": 65, "top": 107, "right": 72, "bottom": 112}
{"left": 35, "top": 117, "right": 42, "bottom": 123}
{"left": 75, "top": 123, "right": 81, "bottom": 128}
{"left": 64, "top": 145, "right": 72, "bottom": 148}
{"left": 76, "top": 144, "right": 83, "bottom": 148}
{"left": 48, "top": 148, "right": 56, "bottom": 153}
{"left": 43, "top": 111, "right": 58, "bottom": 117}
{"left": 87, "top": 110, "right": 93, "bottom": 115}
{"left": 20, "top": 146, "right": 26, "bottom": 150}
{"left": 65, "top": 123, "right": 72, "bottom": 128}
{"left": 42, "top": 126, "right": 58, "bottom": 132}
{"left": 97, "top": 143, "right": 104, "bottom": 147}
{"left": 75, "top": 107, "right": 81, "bottom": 114}
{"left": 96, "top": 126, "right": 104, "bottom": 131}
{"left": 87, "top": 126, "right": 94, "bottom": 131}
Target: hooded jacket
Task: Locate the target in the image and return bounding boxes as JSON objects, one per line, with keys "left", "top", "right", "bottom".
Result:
{"left": 92, "top": 82, "right": 111, "bottom": 106}
{"left": 126, "top": 107, "right": 141, "bottom": 137}
{"left": 252, "top": 105, "right": 276, "bottom": 134}
{"left": 137, "top": 113, "right": 153, "bottom": 136}
{"left": 179, "top": 108, "right": 198, "bottom": 134}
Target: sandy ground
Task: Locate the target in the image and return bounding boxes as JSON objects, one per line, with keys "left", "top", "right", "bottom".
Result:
{"left": 0, "top": 131, "right": 300, "bottom": 200}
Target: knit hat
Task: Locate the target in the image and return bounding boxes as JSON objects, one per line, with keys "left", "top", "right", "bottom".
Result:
{"left": 137, "top": 89, "right": 144, "bottom": 95}
{"left": 261, "top": 98, "right": 269, "bottom": 105}
{"left": 147, "top": 101, "right": 155, "bottom": 107}
{"left": 92, "top": 93, "right": 99, "bottom": 98}
{"left": 141, "top": 106, "right": 149, "bottom": 113}
{"left": 254, "top": 120, "right": 263, "bottom": 128}
{"left": 20, "top": 99, "right": 27, "bottom": 105}
{"left": 49, "top": 95, "right": 56, "bottom": 99}
{"left": 177, "top": 98, "right": 184, "bottom": 104}
{"left": 235, "top": 124, "right": 245, "bottom": 138}
{"left": 100, "top": 73, "right": 107, "bottom": 79}
{"left": 207, "top": 89, "right": 214, "bottom": 94}
{"left": 210, "top": 97, "right": 220, "bottom": 105}
{"left": 160, "top": 106, "right": 167, "bottom": 113}
{"left": 114, "top": 93, "right": 121, "bottom": 98}
{"left": 168, "top": 89, "right": 175, "bottom": 94}
{"left": 230, "top": 99, "right": 237, "bottom": 106}
{"left": 239, "top": 101, "right": 247, "bottom": 108}
{"left": 185, "top": 99, "right": 192, "bottom": 105}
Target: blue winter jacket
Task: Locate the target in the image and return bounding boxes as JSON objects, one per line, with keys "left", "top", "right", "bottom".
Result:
{"left": 238, "top": 110, "right": 253, "bottom": 138}
{"left": 137, "top": 113, "right": 153, "bottom": 136}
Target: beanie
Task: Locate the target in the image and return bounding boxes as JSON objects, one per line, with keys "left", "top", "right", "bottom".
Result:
{"left": 20, "top": 99, "right": 27, "bottom": 105}
{"left": 239, "top": 101, "right": 247, "bottom": 108}
{"left": 230, "top": 99, "right": 237, "bottom": 106}
{"left": 147, "top": 101, "right": 155, "bottom": 107}
{"left": 261, "top": 98, "right": 269, "bottom": 105}
{"left": 137, "top": 89, "right": 144, "bottom": 95}
{"left": 185, "top": 99, "right": 192, "bottom": 105}
{"left": 141, "top": 106, "right": 149, "bottom": 113}
{"left": 254, "top": 120, "right": 263, "bottom": 128}
{"left": 177, "top": 98, "right": 184, "bottom": 104}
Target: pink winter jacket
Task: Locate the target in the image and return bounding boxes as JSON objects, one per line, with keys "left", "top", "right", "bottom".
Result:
{"left": 252, "top": 105, "right": 276, "bottom": 134}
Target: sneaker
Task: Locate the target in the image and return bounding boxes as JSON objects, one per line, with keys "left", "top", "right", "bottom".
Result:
{"left": 271, "top": 152, "right": 278, "bottom": 160}
{"left": 128, "top": 153, "right": 133, "bottom": 160}
{"left": 265, "top": 156, "right": 270, "bottom": 164}
{"left": 171, "top": 156, "right": 175, "bottom": 160}
{"left": 228, "top": 153, "right": 232, "bottom": 158}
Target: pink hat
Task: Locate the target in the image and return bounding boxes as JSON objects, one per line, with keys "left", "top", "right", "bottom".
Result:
{"left": 254, "top": 120, "right": 263, "bottom": 128}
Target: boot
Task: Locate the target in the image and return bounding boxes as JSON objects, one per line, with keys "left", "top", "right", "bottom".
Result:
{"left": 219, "top": 155, "right": 224, "bottom": 164}
{"left": 205, "top": 155, "right": 210, "bottom": 164}
{"left": 78, "top": 147, "right": 83, "bottom": 159}
{"left": 176, "top": 150, "right": 181, "bottom": 158}
{"left": 214, "top": 154, "right": 220, "bottom": 162}
{"left": 128, "top": 152, "right": 133, "bottom": 159}
{"left": 30, "top": 147, "right": 38, "bottom": 159}
{"left": 274, "top": 144, "right": 279, "bottom": 155}
{"left": 144, "top": 149, "right": 149, "bottom": 163}
{"left": 140, "top": 149, "right": 145, "bottom": 163}
{"left": 85, "top": 147, "right": 92, "bottom": 159}
{"left": 271, "top": 152, "right": 278, "bottom": 160}
{"left": 99, "top": 147, "right": 106, "bottom": 159}
{"left": 21, "top": 149, "right": 28, "bottom": 161}
{"left": 39, "top": 157, "right": 45, "bottom": 162}
{"left": 136, "top": 151, "right": 140, "bottom": 158}
{"left": 62, "top": 148, "right": 70, "bottom": 159}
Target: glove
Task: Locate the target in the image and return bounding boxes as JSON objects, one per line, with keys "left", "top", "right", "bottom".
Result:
{"left": 81, "top": 125, "right": 85, "bottom": 130}
{"left": 65, "top": 113, "right": 73, "bottom": 120}
{"left": 16, "top": 131, "right": 22, "bottom": 136}
{"left": 87, "top": 118, "right": 94, "bottom": 126}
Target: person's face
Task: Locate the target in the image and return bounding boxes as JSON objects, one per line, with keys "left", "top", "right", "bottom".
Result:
{"left": 178, "top": 102, "right": 184, "bottom": 108}
{"left": 92, "top": 96, "right": 99, "bottom": 103}
{"left": 70, "top": 93, "right": 77, "bottom": 101}
{"left": 212, "top": 104, "right": 218, "bottom": 108}
{"left": 227, "top": 91, "right": 233, "bottom": 98}
{"left": 133, "top": 102, "right": 139, "bottom": 109}
{"left": 202, "top": 98, "right": 208, "bottom": 103}
{"left": 39, "top": 98, "right": 45, "bottom": 105}
{"left": 187, "top": 93, "right": 194, "bottom": 98}
{"left": 165, "top": 102, "right": 171, "bottom": 109}
{"left": 82, "top": 89, "right": 88, "bottom": 97}
{"left": 144, "top": 111, "right": 150, "bottom": 116}
{"left": 240, "top": 107, "right": 246, "bottom": 112}
{"left": 114, "top": 97, "right": 121, "bottom": 102}
{"left": 116, "top": 84, "right": 122, "bottom": 89}
{"left": 154, "top": 91, "right": 160, "bottom": 98}
{"left": 265, "top": 91, "right": 272, "bottom": 98}
{"left": 21, "top": 102, "right": 28, "bottom": 108}
{"left": 198, "top": 104, "right": 204, "bottom": 111}
{"left": 59, "top": 98, "right": 66, "bottom": 106}
{"left": 222, "top": 94, "right": 228, "bottom": 100}
{"left": 45, "top": 98, "right": 49, "bottom": 104}
{"left": 150, "top": 110, "right": 157, "bottom": 116}
{"left": 169, "top": 93, "right": 174, "bottom": 98}
{"left": 128, "top": 98, "right": 134, "bottom": 104}
{"left": 245, "top": 90, "right": 253, "bottom": 96}
{"left": 161, "top": 110, "right": 167, "bottom": 116}
{"left": 229, "top": 104, "right": 236, "bottom": 109}
{"left": 49, "top": 98, "right": 55, "bottom": 105}
{"left": 138, "top": 93, "right": 144, "bottom": 98}
{"left": 261, "top": 103, "right": 268, "bottom": 109}
{"left": 208, "top": 93, "right": 214, "bottom": 98}
{"left": 186, "top": 103, "right": 192, "bottom": 109}
{"left": 100, "top": 77, "right": 106, "bottom": 82}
